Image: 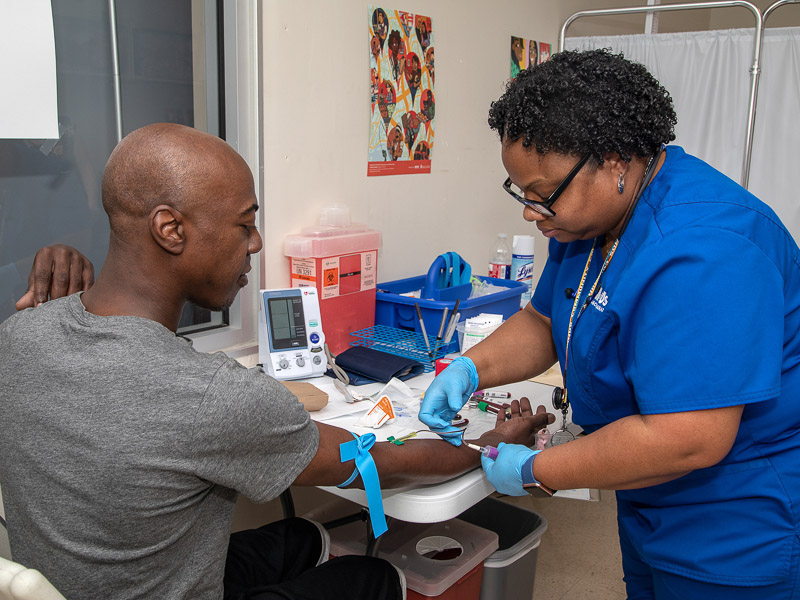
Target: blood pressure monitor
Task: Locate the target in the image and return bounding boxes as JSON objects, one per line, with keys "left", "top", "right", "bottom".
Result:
{"left": 258, "top": 288, "right": 327, "bottom": 380}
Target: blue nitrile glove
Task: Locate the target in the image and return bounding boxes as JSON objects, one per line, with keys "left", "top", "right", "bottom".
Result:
{"left": 481, "top": 442, "right": 538, "bottom": 496}
{"left": 419, "top": 356, "right": 479, "bottom": 445}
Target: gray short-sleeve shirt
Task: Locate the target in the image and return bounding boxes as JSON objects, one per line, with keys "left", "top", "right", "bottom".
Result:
{"left": 0, "top": 293, "right": 319, "bottom": 599}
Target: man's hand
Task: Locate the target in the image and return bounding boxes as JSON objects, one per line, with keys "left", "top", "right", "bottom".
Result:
{"left": 473, "top": 397, "right": 554, "bottom": 450}
{"left": 15, "top": 245, "right": 94, "bottom": 310}
{"left": 473, "top": 398, "right": 554, "bottom": 496}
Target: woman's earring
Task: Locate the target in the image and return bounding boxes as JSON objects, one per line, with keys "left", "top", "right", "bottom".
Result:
{"left": 618, "top": 174, "right": 625, "bottom": 194}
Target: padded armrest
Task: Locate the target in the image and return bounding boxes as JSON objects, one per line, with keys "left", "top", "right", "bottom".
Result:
{"left": 0, "top": 557, "right": 66, "bottom": 600}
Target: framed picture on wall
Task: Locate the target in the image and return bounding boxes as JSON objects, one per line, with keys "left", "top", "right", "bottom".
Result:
{"left": 510, "top": 35, "right": 551, "bottom": 78}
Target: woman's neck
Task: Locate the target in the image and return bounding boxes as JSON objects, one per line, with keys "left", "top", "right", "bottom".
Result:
{"left": 601, "top": 234, "right": 616, "bottom": 259}
{"left": 601, "top": 149, "right": 666, "bottom": 258}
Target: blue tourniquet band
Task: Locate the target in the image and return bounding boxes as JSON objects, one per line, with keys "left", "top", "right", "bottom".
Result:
{"left": 337, "top": 461, "right": 360, "bottom": 488}
{"left": 336, "top": 432, "right": 388, "bottom": 537}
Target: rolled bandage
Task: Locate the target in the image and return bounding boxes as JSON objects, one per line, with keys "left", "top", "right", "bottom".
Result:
{"left": 336, "top": 432, "right": 388, "bottom": 537}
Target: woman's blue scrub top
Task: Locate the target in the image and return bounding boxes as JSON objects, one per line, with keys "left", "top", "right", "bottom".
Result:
{"left": 531, "top": 147, "right": 800, "bottom": 586}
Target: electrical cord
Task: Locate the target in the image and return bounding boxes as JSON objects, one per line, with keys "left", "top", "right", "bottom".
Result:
{"left": 325, "top": 343, "right": 350, "bottom": 385}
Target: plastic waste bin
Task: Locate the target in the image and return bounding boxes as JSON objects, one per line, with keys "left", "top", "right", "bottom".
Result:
{"left": 458, "top": 497, "right": 548, "bottom": 600}
{"left": 304, "top": 498, "right": 498, "bottom": 599}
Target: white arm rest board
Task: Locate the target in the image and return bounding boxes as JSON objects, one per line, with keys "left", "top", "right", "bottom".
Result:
{"left": 0, "top": 557, "right": 66, "bottom": 600}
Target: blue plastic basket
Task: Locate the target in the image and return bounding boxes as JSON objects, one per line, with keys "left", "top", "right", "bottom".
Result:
{"left": 372, "top": 275, "right": 525, "bottom": 355}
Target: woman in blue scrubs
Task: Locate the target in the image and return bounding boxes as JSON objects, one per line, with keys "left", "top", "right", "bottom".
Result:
{"left": 420, "top": 49, "right": 800, "bottom": 599}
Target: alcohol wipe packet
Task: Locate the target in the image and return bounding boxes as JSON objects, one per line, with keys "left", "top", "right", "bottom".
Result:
{"left": 355, "top": 378, "right": 420, "bottom": 429}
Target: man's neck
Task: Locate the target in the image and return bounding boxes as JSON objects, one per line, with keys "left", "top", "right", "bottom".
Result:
{"left": 80, "top": 266, "right": 184, "bottom": 332}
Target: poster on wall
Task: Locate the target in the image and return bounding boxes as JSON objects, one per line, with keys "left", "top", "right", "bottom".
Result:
{"left": 368, "top": 7, "right": 434, "bottom": 176}
{"left": 511, "top": 36, "right": 551, "bottom": 78}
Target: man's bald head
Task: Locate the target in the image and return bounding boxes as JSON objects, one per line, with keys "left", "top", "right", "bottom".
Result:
{"left": 101, "top": 123, "right": 242, "bottom": 239}
{"left": 81, "top": 123, "right": 260, "bottom": 329}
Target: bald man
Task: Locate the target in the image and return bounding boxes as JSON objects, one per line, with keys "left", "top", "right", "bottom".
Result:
{"left": 0, "top": 124, "right": 550, "bottom": 600}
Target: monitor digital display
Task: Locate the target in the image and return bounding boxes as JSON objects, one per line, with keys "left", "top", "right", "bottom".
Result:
{"left": 266, "top": 296, "right": 307, "bottom": 350}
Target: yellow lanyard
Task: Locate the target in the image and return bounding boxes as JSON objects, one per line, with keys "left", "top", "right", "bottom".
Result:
{"left": 563, "top": 237, "right": 619, "bottom": 405}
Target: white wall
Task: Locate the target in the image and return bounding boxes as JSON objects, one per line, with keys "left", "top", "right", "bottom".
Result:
{"left": 258, "top": 1, "right": 570, "bottom": 293}
{"left": 237, "top": 0, "right": 568, "bottom": 528}
{"left": 257, "top": 0, "right": 800, "bottom": 294}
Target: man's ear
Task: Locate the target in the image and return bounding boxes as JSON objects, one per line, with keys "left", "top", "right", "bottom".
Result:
{"left": 149, "top": 205, "right": 185, "bottom": 255}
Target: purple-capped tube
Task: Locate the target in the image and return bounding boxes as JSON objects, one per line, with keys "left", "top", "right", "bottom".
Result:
{"left": 466, "top": 443, "right": 499, "bottom": 460}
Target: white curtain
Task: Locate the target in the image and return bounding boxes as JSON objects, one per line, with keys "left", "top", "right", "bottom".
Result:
{"left": 565, "top": 27, "right": 800, "bottom": 238}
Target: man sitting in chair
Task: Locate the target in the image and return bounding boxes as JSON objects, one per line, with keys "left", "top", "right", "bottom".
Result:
{"left": 0, "top": 123, "right": 551, "bottom": 600}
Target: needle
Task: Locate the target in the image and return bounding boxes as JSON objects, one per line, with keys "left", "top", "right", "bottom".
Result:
{"left": 465, "top": 443, "right": 499, "bottom": 460}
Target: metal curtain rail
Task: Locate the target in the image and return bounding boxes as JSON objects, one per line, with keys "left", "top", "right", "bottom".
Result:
{"left": 108, "top": 0, "right": 123, "bottom": 143}
{"left": 559, "top": 2, "right": 762, "bottom": 189}
{"left": 764, "top": 0, "right": 800, "bottom": 21}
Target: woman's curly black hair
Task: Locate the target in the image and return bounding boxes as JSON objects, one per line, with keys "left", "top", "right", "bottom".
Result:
{"left": 488, "top": 49, "right": 677, "bottom": 164}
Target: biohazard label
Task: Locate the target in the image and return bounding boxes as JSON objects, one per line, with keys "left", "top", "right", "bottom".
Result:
{"left": 290, "top": 253, "right": 376, "bottom": 297}
{"left": 323, "top": 266, "right": 339, "bottom": 287}
{"left": 320, "top": 251, "right": 377, "bottom": 299}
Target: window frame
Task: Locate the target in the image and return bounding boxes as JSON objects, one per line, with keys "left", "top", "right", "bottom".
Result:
{"left": 187, "top": 0, "right": 261, "bottom": 362}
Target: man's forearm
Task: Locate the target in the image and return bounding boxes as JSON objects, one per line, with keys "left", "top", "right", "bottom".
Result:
{"left": 367, "top": 439, "right": 481, "bottom": 488}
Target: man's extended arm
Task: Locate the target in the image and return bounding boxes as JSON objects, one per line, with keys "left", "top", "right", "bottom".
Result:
{"left": 294, "top": 398, "right": 553, "bottom": 488}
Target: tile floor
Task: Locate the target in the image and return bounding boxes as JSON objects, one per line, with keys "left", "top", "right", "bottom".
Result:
{"left": 502, "top": 490, "right": 626, "bottom": 600}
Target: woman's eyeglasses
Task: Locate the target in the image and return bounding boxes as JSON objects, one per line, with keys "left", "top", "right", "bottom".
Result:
{"left": 502, "top": 153, "right": 591, "bottom": 217}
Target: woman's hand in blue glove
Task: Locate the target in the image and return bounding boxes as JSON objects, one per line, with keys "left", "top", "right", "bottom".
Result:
{"left": 481, "top": 442, "right": 537, "bottom": 496}
{"left": 477, "top": 400, "right": 554, "bottom": 491}
{"left": 418, "top": 357, "right": 479, "bottom": 443}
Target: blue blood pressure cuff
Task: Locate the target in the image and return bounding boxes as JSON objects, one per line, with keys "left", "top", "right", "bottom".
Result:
{"left": 337, "top": 432, "right": 388, "bottom": 537}
{"left": 326, "top": 345, "right": 423, "bottom": 386}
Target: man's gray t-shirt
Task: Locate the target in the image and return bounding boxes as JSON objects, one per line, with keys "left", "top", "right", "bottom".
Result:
{"left": 0, "top": 293, "right": 319, "bottom": 599}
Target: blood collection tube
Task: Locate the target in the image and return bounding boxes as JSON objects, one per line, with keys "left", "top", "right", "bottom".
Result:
{"left": 480, "top": 399, "right": 511, "bottom": 410}
{"left": 476, "top": 401, "right": 512, "bottom": 419}
{"left": 480, "top": 390, "right": 511, "bottom": 399}
{"left": 476, "top": 401, "right": 499, "bottom": 414}
{"left": 465, "top": 443, "right": 499, "bottom": 460}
